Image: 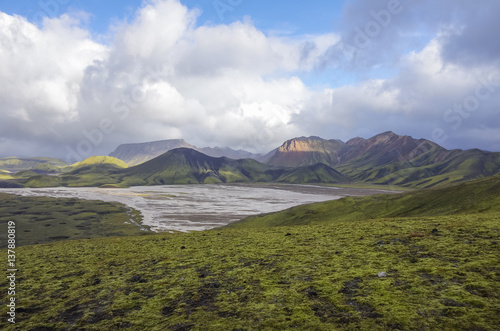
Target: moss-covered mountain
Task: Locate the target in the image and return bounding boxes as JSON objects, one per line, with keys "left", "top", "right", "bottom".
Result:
{"left": 119, "top": 148, "right": 347, "bottom": 186}
{"left": 1, "top": 175, "right": 499, "bottom": 330}
{"left": 3, "top": 131, "right": 500, "bottom": 189}
{"left": 266, "top": 132, "right": 500, "bottom": 188}
{"left": 1, "top": 156, "right": 129, "bottom": 188}
{"left": 7, "top": 148, "right": 348, "bottom": 188}
{"left": 0, "top": 156, "right": 67, "bottom": 172}
{"left": 71, "top": 156, "right": 129, "bottom": 170}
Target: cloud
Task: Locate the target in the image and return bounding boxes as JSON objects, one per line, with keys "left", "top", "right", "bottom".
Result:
{"left": 0, "top": 0, "right": 340, "bottom": 160}
{"left": 0, "top": 0, "right": 499, "bottom": 161}
{"left": 296, "top": 36, "right": 500, "bottom": 150}
{"left": 0, "top": 12, "right": 107, "bottom": 157}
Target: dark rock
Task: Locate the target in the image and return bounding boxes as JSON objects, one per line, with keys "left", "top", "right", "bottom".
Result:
{"left": 130, "top": 275, "right": 147, "bottom": 283}
{"left": 307, "top": 289, "right": 318, "bottom": 297}
{"left": 162, "top": 306, "right": 176, "bottom": 316}
{"left": 442, "top": 298, "right": 467, "bottom": 307}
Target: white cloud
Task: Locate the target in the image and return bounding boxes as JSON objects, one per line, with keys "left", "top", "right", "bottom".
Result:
{"left": 0, "top": 12, "right": 107, "bottom": 157}
{"left": 0, "top": 0, "right": 499, "bottom": 160}
{"left": 295, "top": 31, "right": 500, "bottom": 149}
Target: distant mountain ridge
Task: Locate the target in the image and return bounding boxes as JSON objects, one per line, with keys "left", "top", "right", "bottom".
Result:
{"left": 0, "top": 157, "right": 67, "bottom": 172}
{"left": 109, "top": 139, "right": 195, "bottom": 166}
{"left": 109, "top": 139, "right": 266, "bottom": 166}
{"left": 8, "top": 148, "right": 347, "bottom": 188}
{"left": 266, "top": 131, "right": 500, "bottom": 188}
{"left": 3, "top": 131, "right": 500, "bottom": 189}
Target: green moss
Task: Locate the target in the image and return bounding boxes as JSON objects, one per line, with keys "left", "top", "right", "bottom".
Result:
{"left": 71, "top": 156, "right": 129, "bottom": 169}
{"left": 1, "top": 213, "right": 499, "bottom": 330}
{"left": 229, "top": 174, "right": 500, "bottom": 228}
{"left": 0, "top": 193, "right": 151, "bottom": 247}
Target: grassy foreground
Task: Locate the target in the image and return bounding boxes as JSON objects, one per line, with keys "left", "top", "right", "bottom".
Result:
{"left": 1, "top": 214, "right": 499, "bottom": 329}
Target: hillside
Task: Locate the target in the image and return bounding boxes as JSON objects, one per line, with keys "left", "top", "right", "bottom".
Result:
{"left": 266, "top": 132, "right": 500, "bottom": 188}
{"left": 120, "top": 148, "right": 275, "bottom": 185}
{"left": 71, "top": 156, "right": 129, "bottom": 170}
{"left": 228, "top": 174, "right": 500, "bottom": 228}
{"left": 0, "top": 157, "right": 67, "bottom": 172}
{"left": 121, "top": 148, "right": 347, "bottom": 186}
{"left": 276, "top": 163, "right": 348, "bottom": 184}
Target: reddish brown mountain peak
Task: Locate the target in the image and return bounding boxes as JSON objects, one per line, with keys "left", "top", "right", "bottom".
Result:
{"left": 278, "top": 139, "right": 315, "bottom": 152}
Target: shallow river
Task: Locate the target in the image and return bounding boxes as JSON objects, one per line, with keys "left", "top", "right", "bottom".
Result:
{"left": 0, "top": 184, "right": 397, "bottom": 232}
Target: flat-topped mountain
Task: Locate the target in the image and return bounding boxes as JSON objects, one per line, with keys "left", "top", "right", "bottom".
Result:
{"left": 109, "top": 139, "right": 195, "bottom": 166}
{"left": 109, "top": 139, "right": 264, "bottom": 166}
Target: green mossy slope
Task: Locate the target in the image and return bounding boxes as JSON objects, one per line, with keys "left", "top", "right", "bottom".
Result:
{"left": 229, "top": 174, "right": 500, "bottom": 228}
{"left": 1, "top": 214, "right": 499, "bottom": 330}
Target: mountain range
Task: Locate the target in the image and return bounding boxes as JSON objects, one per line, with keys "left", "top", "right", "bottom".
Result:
{"left": 267, "top": 131, "right": 500, "bottom": 188}
{"left": 108, "top": 139, "right": 268, "bottom": 166}
{"left": 1, "top": 131, "right": 499, "bottom": 188}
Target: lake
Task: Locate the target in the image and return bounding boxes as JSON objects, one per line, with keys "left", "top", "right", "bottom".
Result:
{"left": 0, "top": 184, "right": 397, "bottom": 232}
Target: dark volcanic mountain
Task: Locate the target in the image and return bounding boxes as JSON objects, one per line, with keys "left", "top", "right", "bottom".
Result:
{"left": 5, "top": 131, "right": 500, "bottom": 189}
{"left": 4, "top": 148, "right": 349, "bottom": 188}
{"left": 109, "top": 139, "right": 264, "bottom": 166}
{"left": 266, "top": 131, "right": 500, "bottom": 188}
{"left": 120, "top": 148, "right": 347, "bottom": 186}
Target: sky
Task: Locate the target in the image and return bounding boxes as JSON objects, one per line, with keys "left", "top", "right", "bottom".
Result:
{"left": 0, "top": 0, "right": 499, "bottom": 162}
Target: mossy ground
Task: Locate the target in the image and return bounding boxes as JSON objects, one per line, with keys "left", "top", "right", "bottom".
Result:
{"left": 1, "top": 213, "right": 499, "bottom": 330}
{"left": 0, "top": 193, "right": 150, "bottom": 248}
